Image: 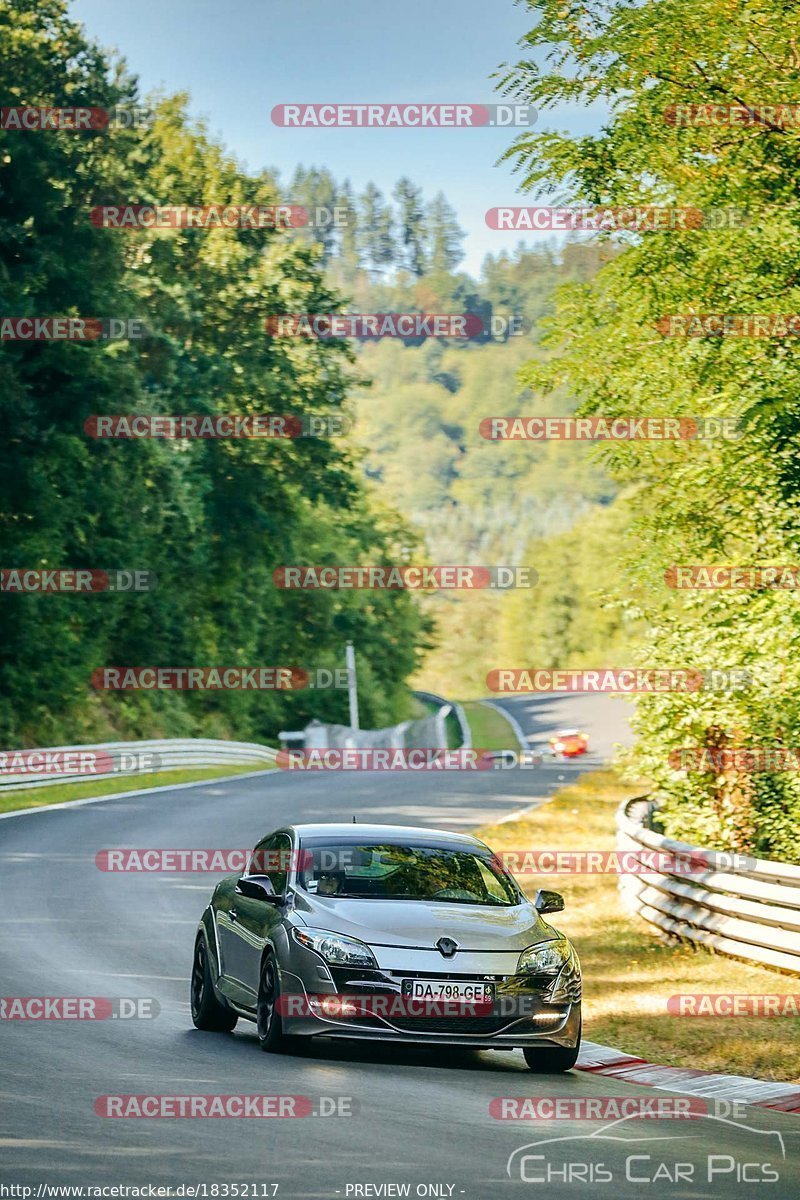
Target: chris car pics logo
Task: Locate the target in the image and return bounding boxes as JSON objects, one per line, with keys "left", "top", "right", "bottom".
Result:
{"left": 506, "top": 1113, "right": 785, "bottom": 1186}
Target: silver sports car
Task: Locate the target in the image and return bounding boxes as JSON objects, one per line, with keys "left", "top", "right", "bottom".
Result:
{"left": 191, "top": 822, "right": 582, "bottom": 1071}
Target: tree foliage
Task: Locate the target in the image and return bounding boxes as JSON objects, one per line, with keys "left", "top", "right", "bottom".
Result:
{"left": 0, "top": 0, "right": 429, "bottom": 745}
{"left": 498, "top": 0, "right": 800, "bottom": 860}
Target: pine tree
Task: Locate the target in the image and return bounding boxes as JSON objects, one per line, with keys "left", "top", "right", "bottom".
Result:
{"left": 357, "top": 182, "right": 395, "bottom": 275}
{"left": 392, "top": 177, "right": 427, "bottom": 277}
{"left": 425, "top": 191, "right": 465, "bottom": 273}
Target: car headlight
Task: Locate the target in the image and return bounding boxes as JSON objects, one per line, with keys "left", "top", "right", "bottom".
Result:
{"left": 517, "top": 937, "right": 572, "bottom": 976}
{"left": 292, "top": 926, "right": 377, "bottom": 967}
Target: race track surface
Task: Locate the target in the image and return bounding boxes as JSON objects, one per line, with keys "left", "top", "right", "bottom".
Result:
{"left": 2, "top": 696, "right": 797, "bottom": 1197}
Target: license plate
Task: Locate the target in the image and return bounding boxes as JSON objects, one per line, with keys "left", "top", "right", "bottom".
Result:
{"left": 401, "top": 979, "right": 495, "bottom": 1004}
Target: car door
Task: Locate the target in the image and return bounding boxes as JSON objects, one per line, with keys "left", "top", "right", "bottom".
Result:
{"left": 219, "top": 832, "right": 292, "bottom": 998}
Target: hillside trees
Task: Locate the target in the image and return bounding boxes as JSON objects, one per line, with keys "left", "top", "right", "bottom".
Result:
{"left": 498, "top": 0, "right": 800, "bottom": 859}
{"left": 0, "top": 0, "right": 429, "bottom": 744}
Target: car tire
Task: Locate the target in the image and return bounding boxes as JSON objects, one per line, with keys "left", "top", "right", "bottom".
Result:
{"left": 256, "top": 953, "right": 292, "bottom": 1052}
{"left": 191, "top": 934, "right": 238, "bottom": 1032}
{"left": 523, "top": 1022, "right": 581, "bottom": 1073}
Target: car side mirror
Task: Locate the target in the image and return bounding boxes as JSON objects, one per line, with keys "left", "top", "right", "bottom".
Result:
{"left": 534, "top": 888, "right": 565, "bottom": 915}
{"left": 236, "top": 875, "right": 284, "bottom": 904}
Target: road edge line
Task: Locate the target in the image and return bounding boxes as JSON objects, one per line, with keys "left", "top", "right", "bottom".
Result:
{"left": 0, "top": 767, "right": 280, "bottom": 821}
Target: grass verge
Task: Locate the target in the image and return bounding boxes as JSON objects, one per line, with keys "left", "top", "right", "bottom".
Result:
{"left": 460, "top": 700, "right": 520, "bottom": 751}
{"left": 476, "top": 769, "right": 800, "bottom": 1082}
{"left": 0, "top": 763, "right": 272, "bottom": 815}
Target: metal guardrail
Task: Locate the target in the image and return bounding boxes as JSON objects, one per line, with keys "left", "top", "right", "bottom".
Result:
{"left": 616, "top": 795, "right": 800, "bottom": 975}
{"left": 0, "top": 738, "right": 278, "bottom": 791}
{"left": 303, "top": 708, "right": 447, "bottom": 751}
{"left": 412, "top": 690, "right": 472, "bottom": 748}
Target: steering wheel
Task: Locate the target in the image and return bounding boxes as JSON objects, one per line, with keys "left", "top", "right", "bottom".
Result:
{"left": 431, "top": 887, "right": 479, "bottom": 901}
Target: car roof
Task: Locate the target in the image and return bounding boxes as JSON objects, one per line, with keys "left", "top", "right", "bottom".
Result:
{"left": 287, "top": 822, "right": 489, "bottom": 848}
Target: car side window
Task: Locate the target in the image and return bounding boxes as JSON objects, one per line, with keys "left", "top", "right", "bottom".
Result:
{"left": 250, "top": 833, "right": 292, "bottom": 894}
{"left": 248, "top": 838, "right": 270, "bottom": 876}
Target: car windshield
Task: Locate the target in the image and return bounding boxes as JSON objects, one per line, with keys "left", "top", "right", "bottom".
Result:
{"left": 297, "top": 841, "right": 519, "bottom": 906}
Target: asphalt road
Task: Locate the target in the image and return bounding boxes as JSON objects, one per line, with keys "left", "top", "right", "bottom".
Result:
{"left": 1, "top": 695, "right": 797, "bottom": 1198}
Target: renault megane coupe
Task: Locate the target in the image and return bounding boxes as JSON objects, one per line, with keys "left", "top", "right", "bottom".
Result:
{"left": 191, "top": 823, "right": 582, "bottom": 1071}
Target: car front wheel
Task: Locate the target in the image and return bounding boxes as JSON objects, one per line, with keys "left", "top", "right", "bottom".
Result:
{"left": 523, "top": 1022, "right": 581, "bottom": 1073}
{"left": 191, "top": 934, "right": 237, "bottom": 1032}
{"left": 523, "top": 1043, "right": 579, "bottom": 1072}
{"left": 257, "top": 954, "right": 291, "bottom": 1052}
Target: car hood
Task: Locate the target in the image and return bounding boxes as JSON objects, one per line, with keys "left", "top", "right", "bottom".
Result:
{"left": 292, "top": 893, "right": 553, "bottom": 951}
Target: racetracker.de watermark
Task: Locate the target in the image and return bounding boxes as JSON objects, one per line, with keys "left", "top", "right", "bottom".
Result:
{"left": 670, "top": 747, "right": 800, "bottom": 772}
{"left": 276, "top": 994, "right": 498, "bottom": 1019}
{"left": 264, "top": 313, "right": 483, "bottom": 338}
{"left": 485, "top": 207, "right": 747, "bottom": 231}
{"left": 0, "top": 317, "right": 146, "bottom": 340}
{"left": 94, "top": 1094, "right": 356, "bottom": 1118}
{"left": 0, "top": 997, "right": 158, "bottom": 1019}
{"left": 0, "top": 749, "right": 161, "bottom": 777}
{"left": 271, "top": 103, "right": 536, "bottom": 127}
{"left": 96, "top": 849, "right": 305, "bottom": 872}
{"left": 83, "top": 414, "right": 349, "bottom": 439}
{"left": 478, "top": 416, "right": 740, "bottom": 440}
{"left": 89, "top": 204, "right": 314, "bottom": 229}
{"left": 272, "top": 565, "right": 536, "bottom": 590}
{"left": 90, "top": 667, "right": 352, "bottom": 691}
{"left": 490, "top": 849, "right": 751, "bottom": 874}
{"left": 0, "top": 106, "right": 152, "bottom": 131}
{"left": 668, "top": 994, "right": 800, "bottom": 1017}
{"left": 657, "top": 314, "right": 800, "bottom": 336}
{"left": 485, "top": 668, "right": 751, "bottom": 693}
{"left": 1, "top": 569, "right": 154, "bottom": 593}
{"left": 666, "top": 565, "right": 800, "bottom": 589}
{"left": 275, "top": 749, "right": 493, "bottom": 771}
{"left": 491, "top": 1096, "right": 709, "bottom": 1119}
{"left": 664, "top": 103, "right": 800, "bottom": 128}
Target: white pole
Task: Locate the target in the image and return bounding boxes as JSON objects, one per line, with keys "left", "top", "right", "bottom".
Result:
{"left": 345, "top": 641, "right": 359, "bottom": 730}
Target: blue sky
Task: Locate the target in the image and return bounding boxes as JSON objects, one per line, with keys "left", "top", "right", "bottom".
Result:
{"left": 69, "top": 0, "right": 598, "bottom": 274}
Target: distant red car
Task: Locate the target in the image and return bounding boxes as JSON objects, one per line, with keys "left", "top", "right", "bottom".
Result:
{"left": 549, "top": 729, "right": 589, "bottom": 758}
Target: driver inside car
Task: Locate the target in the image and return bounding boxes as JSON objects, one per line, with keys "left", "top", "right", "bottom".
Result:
{"left": 424, "top": 859, "right": 480, "bottom": 903}
{"left": 316, "top": 872, "right": 342, "bottom": 896}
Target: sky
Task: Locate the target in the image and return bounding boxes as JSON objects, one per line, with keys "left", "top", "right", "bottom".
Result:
{"left": 69, "top": 0, "right": 600, "bottom": 275}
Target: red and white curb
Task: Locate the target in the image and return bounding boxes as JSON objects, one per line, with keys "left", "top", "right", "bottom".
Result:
{"left": 577, "top": 1039, "right": 800, "bottom": 1113}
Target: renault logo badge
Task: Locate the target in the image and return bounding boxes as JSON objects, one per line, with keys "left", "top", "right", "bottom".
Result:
{"left": 436, "top": 937, "right": 458, "bottom": 957}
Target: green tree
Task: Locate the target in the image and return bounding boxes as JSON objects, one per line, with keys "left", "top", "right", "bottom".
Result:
{"left": 358, "top": 182, "right": 395, "bottom": 275}
{"left": 0, "top": 0, "right": 430, "bottom": 745}
{"left": 289, "top": 164, "right": 339, "bottom": 262}
{"left": 335, "top": 178, "right": 361, "bottom": 284}
{"left": 425, "top": 191, "right": 465, "bottom": 273}
{"left": 498, "top": 0, "right": 800, "bottom": 860}
{"left": 392, "top": 177, "right": 427, "bottom": 277}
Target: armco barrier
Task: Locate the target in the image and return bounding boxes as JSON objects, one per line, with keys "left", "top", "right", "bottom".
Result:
{"left": 302, "top": 706, "right": 448, "bottom": 751}
{"left": 616, "top": 795, "right": 800, "bottom": 975}
{"left": 297, "top": 692, "right": 470, "bottom": 754}
{"left": 0, "top": 738, "right": 278, "bottom": 791}
{"left": 412, "top": 690, "right": 472, "bottom": 748}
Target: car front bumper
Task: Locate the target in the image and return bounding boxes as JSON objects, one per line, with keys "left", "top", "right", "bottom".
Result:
{"left": 281, "top": 1000, "right": 581, "bottom": 1049}
{"left": 277, "top": 954, "right": 582, "bottom": 1049}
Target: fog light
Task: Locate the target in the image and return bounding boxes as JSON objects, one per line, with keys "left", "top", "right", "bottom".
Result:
{"left": 317, "top": 996, "right": 358, "bottom": 1018}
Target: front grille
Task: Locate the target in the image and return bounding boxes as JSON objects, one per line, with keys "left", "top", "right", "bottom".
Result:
{"left": 318, "top": 968, "right": 575, "bottom": 1036}
{"left": 388, "top": 1014, "right": 507, "bottom": 1034}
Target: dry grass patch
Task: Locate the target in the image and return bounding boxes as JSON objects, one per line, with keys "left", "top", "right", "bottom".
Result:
{"left": 477, "top": 770, "right": 800, "bottom": 1082}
